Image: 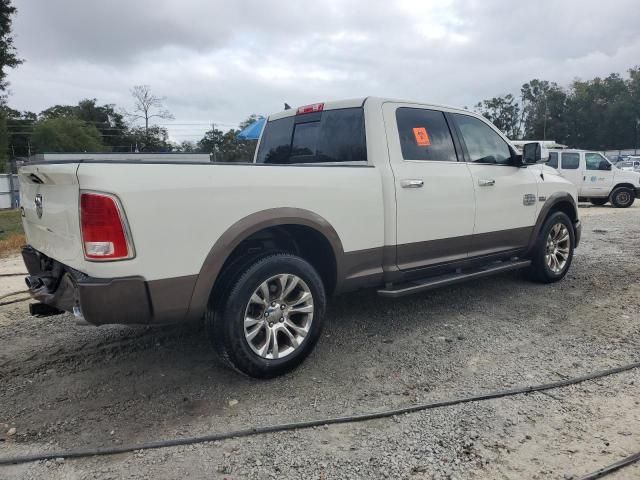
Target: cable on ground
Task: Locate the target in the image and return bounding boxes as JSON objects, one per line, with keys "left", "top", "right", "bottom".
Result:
{"left": 0, "top": 360, "right": 638, "bottom": 469}
{"left": 578, "top": 450, "right": 640, "bottom": 480}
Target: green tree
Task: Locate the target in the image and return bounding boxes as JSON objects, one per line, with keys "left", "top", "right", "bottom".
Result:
{"left": 198, "top": 126, "right": 258, "bottom": 162}
{"left": 0, "top": 0, "right": 22, "bottom": 97}
{"left": 197, "top": 115, "right": 260, "bottom": 162}
{"left": 0, "top": 0, "right": 22, "bottom": 171}
{"left": 629, "top": 66, "right": 640, "bottom": 150}
{"left": 0, "top": 110, "right": 7, "bottom": 172}
{"left": 31, "top": 118, "right": 106, "bottom": 153}
{"left": 128, "top": 125, "right": 172, "bottom": 152}
{"left": 520, "top": 79, "right": 568, "bottom": 141}
{"left": 4, "top": 107, "right": 36, "bottom": 157}
{"left": 565, "top": 73, "right": 636, "bottom": 149}
{"left": 40, "top": 98, "right": 130, "bottom": 151}
{"left": 475, "top": 94, "right": 521, "bottom": 138}
{"left": 175, "top": 140, "right": 196, "bottom": 152}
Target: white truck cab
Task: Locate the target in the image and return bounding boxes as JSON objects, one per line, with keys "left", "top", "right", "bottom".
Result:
{"left": 547, "top": 149, "right": 640, "bottom": 207}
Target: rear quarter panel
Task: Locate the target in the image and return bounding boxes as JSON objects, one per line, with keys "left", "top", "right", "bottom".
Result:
{"left": 75, "top": 163, "right": 385, "bottom": 281}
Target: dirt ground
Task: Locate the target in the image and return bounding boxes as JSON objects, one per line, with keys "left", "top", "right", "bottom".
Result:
{"left": 1, "top": 204, "right": 639, "bottom": 479}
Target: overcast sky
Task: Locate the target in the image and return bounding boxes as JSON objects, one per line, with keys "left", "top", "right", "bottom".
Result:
{"left": 7, "top": 0, "right": 640, "bottom": 142}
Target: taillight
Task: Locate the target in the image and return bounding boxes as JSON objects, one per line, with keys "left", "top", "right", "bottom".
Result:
{"left": 296, "top": 103, "right": 324, "bottom": 115}
{"left": 80, "top": 192, "right": 134, "bottom": 261}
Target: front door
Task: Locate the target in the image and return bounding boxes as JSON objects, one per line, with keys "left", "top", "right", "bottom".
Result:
{"left": 383, "top": 103, "right": 476, "bottom": 270}
{"left": 448, "top": 112, "right": 539, "bottom": 256}
{"left": 557, "top": 151, "right": 584, "bottom": 191}
{"left": 582, "top": 152, "right": 614, "bottom": 197}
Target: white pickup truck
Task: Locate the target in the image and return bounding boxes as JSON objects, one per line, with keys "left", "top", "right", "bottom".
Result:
{"left": 547, "top": 149, "right": 640, "bottom": 207}
{"left": 19, "top": 97, "right": 581, "bottom": 378}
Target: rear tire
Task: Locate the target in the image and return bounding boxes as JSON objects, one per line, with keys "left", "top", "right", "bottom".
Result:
{"left": 205, "top": 253, "right": 326, "bottom": 378}
{"left": 610, "top": 187, "right": 635, "bottom": 208}
{"left": 528, "top": 211, "right": 575, "bottom": 283}
{"left": 589, "top": 198, "right": 608, "bottom": 206}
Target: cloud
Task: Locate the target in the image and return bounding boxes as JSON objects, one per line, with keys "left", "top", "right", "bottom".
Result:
{"left": 7, "top": 0, "right": 640, "bottom": 141}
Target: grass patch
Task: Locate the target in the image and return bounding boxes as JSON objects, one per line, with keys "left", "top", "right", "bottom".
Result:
{"left": 0, "top": 209, "right": 25, "bottom": 257}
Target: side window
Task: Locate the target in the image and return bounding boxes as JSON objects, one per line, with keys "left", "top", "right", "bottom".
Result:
{"left": 451, "top": 113, "right": 512, "bottom": 165}
{"left": 585, "top": 153, "right": 609, "bottom": 171}
{"left": 547, "top": 152, "right": 558, "bottom": 168}
{"left": 395, "top": 108, "right": 457, "bottom": 161}
{"left": 256, "top": 108, "right": 367, "bottom": 164}
{"left": 561, "top": 153, "right": 580, "bottom": 170}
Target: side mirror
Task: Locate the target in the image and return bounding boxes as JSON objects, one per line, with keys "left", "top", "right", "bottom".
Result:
{"left": 522, "top": 142, "right": 541, "bottom": 164}
{"left": 600, "top": 160, "right": 612, "bottom": 171}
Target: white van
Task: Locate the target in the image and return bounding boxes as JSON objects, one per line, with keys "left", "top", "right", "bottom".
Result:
{"left": 547, "top": 149, "right": 640, "bottom": 207}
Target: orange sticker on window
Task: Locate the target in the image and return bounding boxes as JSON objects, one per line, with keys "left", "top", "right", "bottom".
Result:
{"left": 413, "top": 127, "right": 431, "bottom": 146}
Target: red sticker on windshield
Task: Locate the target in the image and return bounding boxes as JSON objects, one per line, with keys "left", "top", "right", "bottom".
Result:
{"left": 413, "top": 127, "right": 431, "bottom": 146}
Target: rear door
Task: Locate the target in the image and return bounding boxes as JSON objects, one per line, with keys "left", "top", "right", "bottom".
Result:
{"left": 383, "top": 103, "right": 476, "bottom": 270}
{"left": 449, "top": 112, "right": 538, "bottom": 256}
{"left": 18, "top": 163, "right": 84, "bottom": 265}
{"left": 582, "top": 152, "right": 614, "bottom": 197}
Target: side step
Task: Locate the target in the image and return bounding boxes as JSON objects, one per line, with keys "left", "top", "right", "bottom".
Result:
{"left": 377, "top": 259, "right": 531, "bottom": 298}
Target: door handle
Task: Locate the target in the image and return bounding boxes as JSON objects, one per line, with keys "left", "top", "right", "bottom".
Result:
{"left": 478, "top": 178, "right": 495, "bottom": 187}
{"left": 401, "top": 179, "right": 424, "bottom": 188}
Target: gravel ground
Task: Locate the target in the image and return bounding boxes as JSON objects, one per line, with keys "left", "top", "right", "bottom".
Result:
{"left": 1, "top": 204, "right": 639, "bottom": 479}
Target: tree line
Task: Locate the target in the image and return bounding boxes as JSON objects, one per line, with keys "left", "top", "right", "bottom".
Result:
{"left": 2, "top": 88, "right": 261, "bottom": 162}
{"left": 474, "top": 68, "right": 640, "bottom": 150}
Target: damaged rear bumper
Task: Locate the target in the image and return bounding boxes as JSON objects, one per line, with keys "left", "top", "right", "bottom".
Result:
{"left": 22, "top": 246, "right": 152, "bottom": 325}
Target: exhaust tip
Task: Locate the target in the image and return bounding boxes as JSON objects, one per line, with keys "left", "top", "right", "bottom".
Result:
{"left": 25, "top": 276, "right": 43, "bottom": 290}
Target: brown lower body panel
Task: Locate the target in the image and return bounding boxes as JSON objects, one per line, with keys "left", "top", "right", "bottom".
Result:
{"left": 77, "top": 275, "right": 198, "bottom": 325}
{"left": 23, "top": 226, "right": 535, "bottom": 326}
{"left": 341, "top": 226, "right": 534, "bottom": 291}
{"left": 395, "top": 226, "right": 533, "bottom": 271}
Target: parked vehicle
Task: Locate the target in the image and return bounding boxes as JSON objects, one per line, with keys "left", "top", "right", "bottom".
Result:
{"left": 616, "top": 157, "right": 640, "bottom": 172}
{"left": 19, "top": 97, "right": 582, "bottom": 378}
{"left": 546, "top": 149, "right": 640, "bottom": 207}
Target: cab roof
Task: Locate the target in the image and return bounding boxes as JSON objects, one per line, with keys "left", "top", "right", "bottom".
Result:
{"left": 268, "top": 96, "right": 473, "bottom": 121}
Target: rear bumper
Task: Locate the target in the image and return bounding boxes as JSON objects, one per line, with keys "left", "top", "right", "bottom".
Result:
{"left": 22, "top": 246, "right": 153, "bottom": 325}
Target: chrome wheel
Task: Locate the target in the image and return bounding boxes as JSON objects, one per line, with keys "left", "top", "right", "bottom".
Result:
{"left": 545, "top": 223, "right": 570, "bottom": 274}
{"left": 243, "top": 274, "right": 314, "bottom": 360}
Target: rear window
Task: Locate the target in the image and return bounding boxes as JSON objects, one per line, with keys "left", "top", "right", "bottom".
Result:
{"left": 561, "top": 153, "right": 580, "bottom": 170}
{"left": 256, "top": 108, "right": 367, "bottom": 164}
{"left": 547, "top": 152, "right": 558, "bottom": 168}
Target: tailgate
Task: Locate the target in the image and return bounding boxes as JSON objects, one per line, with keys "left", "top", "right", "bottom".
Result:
{"left": 19, "top": 163, "right": 84, "bottom": 268}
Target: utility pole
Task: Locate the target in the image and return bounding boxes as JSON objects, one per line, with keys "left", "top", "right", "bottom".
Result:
{"left": 542, "top": 94, "right": 548, "bottom": 141}
{"left": 211, "top": 122, "right": 216, "bottom": 162}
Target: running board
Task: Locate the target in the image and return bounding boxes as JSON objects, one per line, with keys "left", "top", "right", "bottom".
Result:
{"left": 377, "top": 259, "right": 531, "bottom": 298}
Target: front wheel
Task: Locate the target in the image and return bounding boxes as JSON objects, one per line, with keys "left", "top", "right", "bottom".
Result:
{"left": 529, "top": 211, "right": 575, "bottom": 283}
{"left": 206, "top": 253, "right": 326, "bottom": 378}
{"left": 610, "top": 187, "right": 635, "bottom": 208}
